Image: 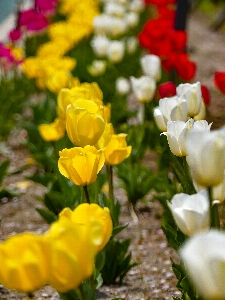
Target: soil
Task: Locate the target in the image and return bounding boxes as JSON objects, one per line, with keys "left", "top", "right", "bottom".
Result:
{"left": 0, "top": 8, "right": 225, "bottom": 300}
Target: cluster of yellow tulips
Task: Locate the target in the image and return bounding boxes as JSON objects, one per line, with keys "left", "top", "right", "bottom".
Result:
{"left": 0, "top": 203, "right": 112, "bottom": 294}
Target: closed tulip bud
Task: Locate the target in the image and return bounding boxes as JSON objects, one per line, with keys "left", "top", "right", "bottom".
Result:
{"left": 126, "top": 12, "right": 139, "bottom": 28}
{"left": 58, "top": 145, "right": 105, "bottom": 186}
{"left": 168, "top": 191, "right": 210, "bottom": 236}
{"left": 130, "top": 76, "right": 156, "bottom": 103}
{"left": 176, "top": 82, "right": 202, "bottom": 117}
{"left": 107, "top": 40, "right": 125, "bottom": 63}
{"left": 126, "top": 36, "right": 138, "bottom": 54}
{"left": 38, "top": 118, "right": 65, "bottom": 142}
{"left": 90, "top": 35, "right": 109, "bottom": 57}
{"left": 87, "top": 60, "right": 107, "bottom": 76}
{"left": 0, "top": 233, "right": 51, "bottom": 293}
{"left": 104, "top": 133, "right": 132, "bottom": 165}
{"left": 115, "top": 77, "right": 130, "bottom": 95}
{"left": 66, "top": 100, "right": 105, "bottom": 147}
{"left": 47, "top": 220, "right": 97, "bottom": 292}
{"left": 140, "top": 54, "right": 161, "bottom": 82}
{"left": 59, "top": 203, "right": 113, "bottom": 251}
{"left": 162, "top": 119, "right": 194, "bottom": 156}
{"left": 180, "top": 230, "right": 225, "bottom": 300}
{"left": 186, "top": 130, "right": 225, "bottom": 187}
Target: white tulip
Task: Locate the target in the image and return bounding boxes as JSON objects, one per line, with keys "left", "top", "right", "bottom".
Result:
{"left": 161, "top": 119, "right": 194, "bottom": 156}
{"left": 129, "top": 0, "right": 145, "bottom": 12}
{"left": 194, "top": 99, "right": 206, "bottom": 121}
{"left": 90, "top": 35, "right": 109, "bottom": 57}
{"left": 115, "top": 77, "right": 130, "bottom": 95}
{"left": 153, "top": 107, "right": 167, "bottom": 132}
{"left": 126, "top": 12, "right": 139, "bottom": 28}
{"left": 104, "top": 2, "right": 126, "bottom": 17}
{"left": 168, "top": 190, "right": 210, "bottom": 236}
{"left": 126, "top": 36, "right": 138, "bottom": 54}
{"left": 108, "top": 16, "right": 128, "bottom": 36}
{"left": 158, "top": 96, "right": 188, "bottom": 124}
{"left": 140, "top": 54, "right": 161, "bottom": 82}
{"left": 93, "top": 14, "right": 112, "bottom": 35}
{"left": 212, "top": 171, "right": 225, "bottom": 203}
{"left": 180, "top": 230, "right": 225, "bottom": 300}
{"left": 130, "top": 76, "right": 156, "bottom": 103}
{"left": 107, "top": 40, "right": 125, "bottom": 63}
{"left": 176, "top": 81, "right": 202, "bottom": 117}
{"left": 87, "top": 60, "right": 107, "bottom": 76}
{"left": 186, "top": 130, "right": 225, "bottom": 187}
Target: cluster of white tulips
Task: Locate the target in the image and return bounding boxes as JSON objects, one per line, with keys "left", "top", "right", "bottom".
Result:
{"left": 152, "top": 74, "right": 225, "bottom": 299}
{"left": 88, "top": 0, "right": 145, "bottom": 76}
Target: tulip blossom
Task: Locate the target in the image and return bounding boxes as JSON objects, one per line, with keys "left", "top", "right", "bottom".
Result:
{"left": 115, "top": 77, "right": 130, "bottom": 95}
{"left": 212, "top": 171, "right": 225, "bottom": 204}
{"left": 140, "top": 54, "right": 161, "bottom": 82}
{"left": 59, "top": 203, "right": 113, "bottom": 252}
{"left": 168, "top": 191, "right": 210, "bottom": 236}
{"left": 161, "top": 119, "right": 194, "bottom": 156}
{"left": 95, "top": 123, "right": 114, "bottom": 150}
{"left": 48, "top": 203, "right": 112, "bottom": 292}
{"left": 193, "top": 100, "right": 206, "bottom": 121}
{"left": 130, "top": 76, "right": 156, "bottom": 103}
{"left": 158, "top": 81, "right": 176, "bottom": 98}
{"left": 87, "top": 60, "right": 107, "bottom": 76}
{"left": 107, "top": 40, "right": 125, "bottom": 63}
{"left": 126, "top": 36, "right": 138, "bottom": 54}
{"left": 104, "top": 134, "right": 132, "bottom": 165}
{"left": 0, "top": 233, "right": 51, "bottom": 293}
{"left": 176, "top": 82, "right": 202, "bottom": 117}
{"left": 154, "top": 96, "right": 188, "bottom": 132}
{"left": 90, "top": 35, "right": 109, "bottom": 57}
{"left": 186, "top": 130, "right": 225, "bottom": 187}
{"left": 180, "top": 230, "right": 225, "bottom": 300}
{"left": 66, "top": 100, "right": 105, "bottom": 147}
{"left": 214, "top": 71, "right": 225, "bottom": 94}
{"left": 201, "top": 84, "right": 211, "bottom": 105}
{"left": 58, "top": 146, "right": 105, "bottom": 186}
{"left": 38, "top": 118, "right": 65, "bottom": 142}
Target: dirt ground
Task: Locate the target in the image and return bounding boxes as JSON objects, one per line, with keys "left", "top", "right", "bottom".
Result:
{"left": 0, "top": 8, "right": 225, "bottom": 300}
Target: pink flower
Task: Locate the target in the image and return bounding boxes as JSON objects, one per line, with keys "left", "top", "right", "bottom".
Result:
{"left": 35, "top": 0, "right": 58, "bottom": 15}
{"left": 18, "top": 9, "right": 49, "bottom": 32}
{"left": 9, "top": 29, "right": 22, "bottom": 42}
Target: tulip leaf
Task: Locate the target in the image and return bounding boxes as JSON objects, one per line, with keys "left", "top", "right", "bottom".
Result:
{"left": 35, "top": 208, "right": 57, "bottom": 224}
{"left": 0, "top": 160, "right": 10, "bottom": 185}
{"left": 112, "top": 224, "right": 129, "bottom": 237}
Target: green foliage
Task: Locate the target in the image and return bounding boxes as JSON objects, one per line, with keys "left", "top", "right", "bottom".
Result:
{"left": 101, "top": 239, "right": 138, "bottom": 285}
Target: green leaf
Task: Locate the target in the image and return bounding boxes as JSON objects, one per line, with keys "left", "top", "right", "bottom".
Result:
{"left": 35, "top": 207, "right": 57, "bottom": 224}
{"left": 0, "top": 160, "right": 10, "bottom": 185}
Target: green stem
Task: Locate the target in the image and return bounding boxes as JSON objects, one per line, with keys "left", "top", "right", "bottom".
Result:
{"left": 106, "top": 165, "right": 116, "bottom": 225}
{"left": 208, "top": 187, "right": 220, "bottom": 229}
{"left": 83, "top": 185, "right": 90, "bottom": 204}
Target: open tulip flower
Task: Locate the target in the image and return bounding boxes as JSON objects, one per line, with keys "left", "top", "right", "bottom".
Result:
{"left": 66, "top": 99, "right": 106, "bottom": 147}
{"left": 186, "top": 130, "right": 225, "bottom": 187}
{"left": 180, "top": 230, "right": 225, "bottom": 300}
{"left": 168, "top": 190, "right": 210, "bottom": 236}
{"left": 104, "top": 133, "right": 132, "bottom": 165}
{"left": 0, "top": 233, "right": 51, "bottom": 293}
{"left": 58, "top": 145, "right": 105, "bottom": 186}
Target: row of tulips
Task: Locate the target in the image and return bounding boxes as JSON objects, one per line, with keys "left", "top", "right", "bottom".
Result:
{"left": 1, "top": 0, "right": 225, "bottom": 299}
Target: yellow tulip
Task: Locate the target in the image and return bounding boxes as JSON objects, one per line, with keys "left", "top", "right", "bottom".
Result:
{"left": 47, "top": 70, "right": 73, "bottom": 94}
{"left": 47, "top": 219, "right": 97, "bottom": 292}
{"left": 58, "top": 145, "right": 105, "bottom": 186}
{"left": 57, "top": 83, "right": 103, "bottom": 121}
{"left": 38, "top": 118, "right": 65, "bottom": 142}
{"left": 66, "top": 99, "right": 105, "bottom": 147}
{"left": 0, "top": 233, "right": 51, "bottom": 293}
{"left": 59, "top": 203, "right": 113, "bottom": 251}
{"left": 95, "top": 123, "right": 114, "bottom": 150}
{"left": 104, "top": 134, "right": 132, "bottom": 165}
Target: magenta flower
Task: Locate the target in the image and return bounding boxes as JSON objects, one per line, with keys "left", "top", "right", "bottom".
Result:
{"left": 35, "top": 0, "right": 59, "bottom": 15}
{"left": 18, "top": 9, "right": 49, "bottom": 32}
{"left": 8, "top": 29, "right": 22, "bottom": 42}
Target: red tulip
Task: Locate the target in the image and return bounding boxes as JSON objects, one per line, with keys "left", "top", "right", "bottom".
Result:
{"left": 158, "top": 81, "right": 176, "bottom": 98}
{"left": 201, "top": 85, "right": 211, "bottom": 106}
{"left": 214, "top": 71, "right": 225, "bottom": 94}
